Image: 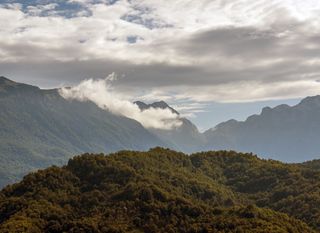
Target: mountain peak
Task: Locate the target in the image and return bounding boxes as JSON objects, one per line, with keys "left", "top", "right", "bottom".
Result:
{"left": 261, "top": 106, "right": 272, "bottom": 115}
{"left": 134, "top": 100, "right": 179, "bottom": 115}
{"left": 150, "top": 100, "right": 170, "bottom": 108}
{"left": 211, "top": 119, "right": 238, "bottom": 130}
{"left": 0, "top": 76, "right": 40, "bottom": 94}
{"left": 0, "top": 76, "right": 18, "bottom": 86}
{"left": 134, "top": 101, "right": 149, "bottom": 109}
{"left": 299, "top": 95, "right": 320, "bottom": 107}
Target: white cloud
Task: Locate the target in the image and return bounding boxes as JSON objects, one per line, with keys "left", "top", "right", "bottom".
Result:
{"left": 173, "top": 80, "right": 320, "bottom": 103}
{"left": 59, "top": 73, "right": 182, "bottom": 130}
{"left": 1, "top": 0, "right": 320, "bottom": 105}
{"left": 1, "top": 0, "right": 319, "bottom": 64}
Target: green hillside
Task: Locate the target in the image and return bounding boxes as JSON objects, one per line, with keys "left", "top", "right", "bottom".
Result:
{"left": 0, "top": 148, "right": 318, "bottom": 232}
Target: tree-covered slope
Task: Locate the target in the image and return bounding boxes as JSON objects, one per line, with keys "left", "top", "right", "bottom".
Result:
{"left": 191, "top": 151, "right": 320, "bottom": 230}
{"left": 0, "top": 76, "right": 166, "bottom": 187}
{"left": 0, "top": 148, "right": 318, "bottom": 232}
{"left": 302, "top": 159, "right": 320, "bottom": 170}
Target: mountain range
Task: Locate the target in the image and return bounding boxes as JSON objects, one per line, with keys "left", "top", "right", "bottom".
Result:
{"left": 0, "top": 76, "right": 166, "bottom": 187}
{"left": 1, "top": 76, "right": 320, "bottom": 187}
{"left": 204, "top": 96, "right": 320, "bottom": 161}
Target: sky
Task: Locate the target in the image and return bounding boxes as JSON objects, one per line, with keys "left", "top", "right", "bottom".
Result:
{"left": 1, "top": 0, "right": 320, "bottom": 130}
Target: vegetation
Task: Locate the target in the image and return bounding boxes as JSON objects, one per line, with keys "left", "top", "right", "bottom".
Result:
{"left": 302, "top": 159, "right": 320, "bottom": 170}
{"left": 0, "top": 148, "right": 319, "bottom": 232}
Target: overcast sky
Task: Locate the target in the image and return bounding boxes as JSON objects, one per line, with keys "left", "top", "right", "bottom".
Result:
{"left": 1, "top": 0, "right": 320, "bottom": 130}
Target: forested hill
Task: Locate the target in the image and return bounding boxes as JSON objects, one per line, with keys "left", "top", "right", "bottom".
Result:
{"left": 1, "top": 148, "right": 319, "bottom": 232}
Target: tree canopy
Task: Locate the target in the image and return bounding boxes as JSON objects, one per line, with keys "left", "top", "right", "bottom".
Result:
{"left": 0, "top": 148, "right": 319, "bottom": 232}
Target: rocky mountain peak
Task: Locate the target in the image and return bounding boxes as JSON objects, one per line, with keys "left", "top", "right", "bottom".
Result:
{"left": 134, "top": 100, "right": 179, "bottom": 115}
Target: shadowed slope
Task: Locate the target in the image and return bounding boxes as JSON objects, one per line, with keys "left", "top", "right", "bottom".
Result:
{"left": 0, "top": 77, "right": 166, "bottom": 187}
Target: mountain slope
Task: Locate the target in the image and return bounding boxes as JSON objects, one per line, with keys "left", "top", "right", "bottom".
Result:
{"left": 135, "top": 101, "right": 205, "bottom": 152}
{"left": 204, "top": 96, "right": 320, "bottom": 162}
{"left": 0, "top": 76, "right": 166, "bottom": 187}
{"left": 0, "top": 148, "right": 317, "bottom": 233}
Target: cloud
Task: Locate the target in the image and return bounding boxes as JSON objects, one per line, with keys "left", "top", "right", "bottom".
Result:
{"left": 59, "top": 73, "right": 182, "bottom": 130}
{"left": 1, "top": 0, "right": 320, "bottom": 107}
{"left": 173, "top": 80, "right": 320, "bottom": 103}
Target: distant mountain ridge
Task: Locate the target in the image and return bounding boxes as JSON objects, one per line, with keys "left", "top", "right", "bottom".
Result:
{"left": 204, "top": 95, "right": 320, "bottom": 162}
{"left": 137, "top": 96, "right": 320, "bottom": 162}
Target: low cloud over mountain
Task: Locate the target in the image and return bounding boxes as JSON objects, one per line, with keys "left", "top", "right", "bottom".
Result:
{"left": 60, "top": 73, "right": 182, "bottom": 130}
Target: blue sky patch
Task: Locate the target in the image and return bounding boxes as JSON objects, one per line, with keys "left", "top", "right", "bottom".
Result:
{"left": 1, "top": 0, "right": 91, "bottom": 18}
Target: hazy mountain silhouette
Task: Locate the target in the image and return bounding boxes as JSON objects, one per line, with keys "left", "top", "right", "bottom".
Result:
{"left": 204, "top": 96, "right": 320, "bottom": 162}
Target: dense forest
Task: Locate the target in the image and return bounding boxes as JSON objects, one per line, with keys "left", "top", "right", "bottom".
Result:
{"left": 0, "top": 148, "right": 319, "bottom": 232}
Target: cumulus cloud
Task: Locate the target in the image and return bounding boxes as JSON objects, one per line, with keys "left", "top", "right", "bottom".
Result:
{"left": 59, "top": 73, "right": 182, "bottom": 130}
{"left": 1, "top": 0, "right": 320, "bottom": 112}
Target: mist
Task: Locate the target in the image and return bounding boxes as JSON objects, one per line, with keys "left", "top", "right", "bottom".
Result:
{"left": 59, "top": 73, "right": 182, "bottom": 130}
